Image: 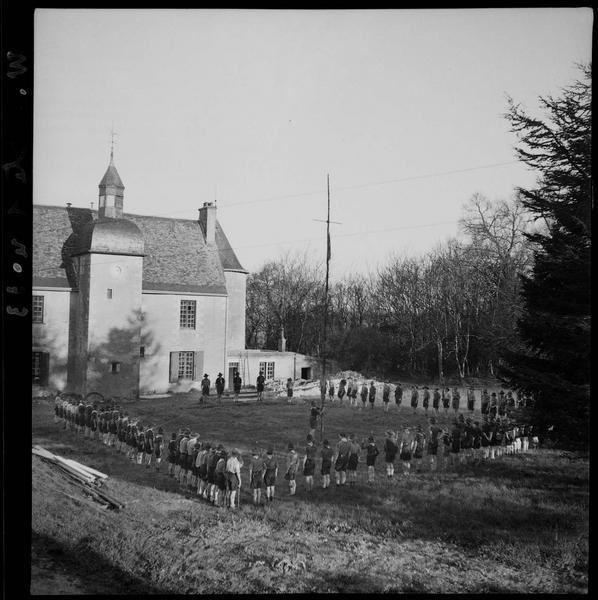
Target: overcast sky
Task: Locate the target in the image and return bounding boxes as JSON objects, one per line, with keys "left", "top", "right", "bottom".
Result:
{"left": 34, "top": 8, "right": 592, "bottom": 278}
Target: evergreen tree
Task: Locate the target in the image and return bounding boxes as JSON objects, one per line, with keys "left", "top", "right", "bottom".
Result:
{"left": 499, "top": 65, "right": 591, "bottom": 446}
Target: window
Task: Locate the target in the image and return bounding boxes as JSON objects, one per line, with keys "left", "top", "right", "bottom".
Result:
{"left": 33, "top": 296, "right": 44, "bottom": 323}
{"left": 111, "top": 362, "right": 121, "bottom": 374}
{"left": 178, "top": 351, "right": 194, "bottom": 379}
{"left": 140, "top": 346, "right": 145, "bottom": 358}
{"left": 107, "top": 288, "right": 113, "bottom": 299}
{"left": 32, "top": 351, "right": 49, "bottom": 385}
{"left": 169, "top": 351, "right": 203, "bottom": 383}
{"left": 259, "top": 361, "right": 275, "bottom": 380}
{"left": 180, "top": 300, "right": 196, "bottom": 329}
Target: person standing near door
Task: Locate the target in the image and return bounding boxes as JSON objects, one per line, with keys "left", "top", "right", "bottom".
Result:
{"left": 256, "top": 371, "right": 265, "bottom": 403}
{"left": 233, "top": 370, "right": 242, "bottom": 403}
{"left": 215, "top": 373, "right": 225, "bottom": 404}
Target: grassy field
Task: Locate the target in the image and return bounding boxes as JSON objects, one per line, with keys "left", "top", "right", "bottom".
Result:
{"left": 31, "top": 393, "right": 589, "bottom": 594}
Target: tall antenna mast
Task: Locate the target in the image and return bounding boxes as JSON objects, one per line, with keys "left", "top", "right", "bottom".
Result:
{"left": 320, "top": 174, "right": 331, "bottom": 443}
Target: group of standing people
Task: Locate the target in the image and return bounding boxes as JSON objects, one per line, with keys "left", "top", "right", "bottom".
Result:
{"left": 52, "top": 380, "right": 541, "bottom": 509}
{"left": 197, "top": 370, "right": 267, "bottom": 404}
{"left": 319, "top": 379, "right": 532, "bottom": 418}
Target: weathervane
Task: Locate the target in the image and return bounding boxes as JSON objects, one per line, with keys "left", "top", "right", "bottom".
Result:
{"left": 110, "top": 123, "right": 118, "bottom": 162}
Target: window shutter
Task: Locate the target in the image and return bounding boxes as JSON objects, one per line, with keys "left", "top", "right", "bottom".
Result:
{"left": 193, "top": 351, "right": 204, "bottom": 381}
{"left": 40, "top": 352, "right": 50, "bottom": 386}
{"left": 169, "top": 352, "right": 180, "bottom": 383}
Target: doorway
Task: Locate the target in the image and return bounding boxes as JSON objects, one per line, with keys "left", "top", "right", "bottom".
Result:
{"left": 301, "top": 367, "right": 312, "bottom": 380}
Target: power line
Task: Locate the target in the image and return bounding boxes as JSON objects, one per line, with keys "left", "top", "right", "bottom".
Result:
{"left": 33, "top": 220, "right": 459, "bottom": 274}
{"left": 217, "top": 160, "right": 520, "bottom": 209}
{"left": 33, "top": 159, "right": 519, "bottom": 236}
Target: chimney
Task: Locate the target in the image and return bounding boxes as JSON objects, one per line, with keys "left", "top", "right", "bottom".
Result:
{"left": 198, "top": 202, "right": 216, "bottom": 244}
{"left": 278, "top": 326, "right": 286, "bottom": 352}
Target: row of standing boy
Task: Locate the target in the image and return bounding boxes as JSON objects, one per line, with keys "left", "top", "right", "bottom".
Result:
{"left": 292, "top": 378, "right": 533, "bottom": 418}
{"left": 54, "top": 395, "right": 539, "bottom": 508}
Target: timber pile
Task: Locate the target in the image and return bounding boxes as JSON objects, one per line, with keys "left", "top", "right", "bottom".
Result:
{"left": 32, "top": 445, "right": 124, "bottom": 511}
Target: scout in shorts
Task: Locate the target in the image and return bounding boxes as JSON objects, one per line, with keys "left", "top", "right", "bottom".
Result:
{"left": 144, "top": 428, "right": 154, "bottom": 468}
{"left": 338, "top": 378, "right": 347, "bottom": 403}
{"left": 285, "top": 443, "right": 299, "bottom": 495}
{"left": 178, "top": 430, "right": 191, "bottom": 486}
{"left": 452, "top": 388, "right": 461, "bottom": 415}
{"left": 334, "top": 433, "right": 350, "bottom": 486}
{"left": 422, "top": 386, "right": 430, "bottom": 415}
{"left": 400, "top": 428, "right": 415, "bottom": 475}
{"left": 432, "top": 388, "right": 441, "bottom": 415}
{"left": 85, "top": 403, "right": 93, "bottom": 438}
{"left": 394, "top": 383, "right": 403, "bottom": 409}
{"left": 249, "top": 448, "right": 265, "bottom": 505}
{"left": 226, "top": 449, "right": 243, "bottom": 509}
{"left": 440, "top": 429, "right": 452, "bottom": 469}
{"left": 480, "top": 389, "right": 490, "bottom": 416}
{"left": 328, "top": 380, "right": 335, "bottom": 403}
{"left": 263, "top": 447, "right": 278, "bottom": 501}
{"left": 214, "top": 448, "right": 228, "bottom": 507}
{"left": 427, "top": 417, "right": 442, "bottom": 471}
{"left": 410, "top": 386, "right": 419, "bottom": 414}
{"left": 303, "top": 435, "right": 317, "bottom": 492}
{"left": 346, "top": 434, "right": 360, "bottom": 486}
{"left": 382, "top": 382, "right": 391, "bottom": 412}
{"left": 207, "top": 446, "right": 220, "bottom": 502}
{"left": 53, "top": 395, "right": 61, "bottom": 425}
{"left": 489, "top": 393, "right": 498, "bottom": 419}
{"left": 167, "top": 432, "right": 178, "bottom": 476}
{"left": 450, "top": 420, "right": 462, "bottom": 466}
{"left": 413, "top": 426, "right": 426, "bottom": 471}
{"left": 442, "top": 388, "right": 451, "bottom": 414}
{"left": 196, "top": 442, "right": 210, "bottom": 496}
{"left": 384, "top": 430, "right": 399, "bottom": 479}
{"left": 471, "top": 421, "right": 482, "bottom": 463}
{"left": 362, "top": 435, "right": 379, "bottom": 483}
{"left": 350, "top": 383, "right": 358, "bottom": 406}
{"left": 368, "top": 382, "right": 376, "bottom": 409}
{"left": 286, "top": 378, "right": 294, "bottom": 404}
{"left": 188, "top": 438, "right": 200, "bottom": 490}
{"left": 481, "top": 418, "right": 492, "bottom": 460}
{"left": 320, "top": 439, "right": 333, "bottom": 488}
{"left": 136, "top": 429, "right": 146, "bottom": 465}
{"left": 153, "top": 427, "right": 164, "bottom": 471}
{"left": 467, "top": 386, "right": 475, "bottom": 414}
{"left": 360, "top": 383, "right": 368, "bottom": 410}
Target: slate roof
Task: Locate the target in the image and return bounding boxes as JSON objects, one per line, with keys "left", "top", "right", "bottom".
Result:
{"left": 33, "top": 205, "right": 246, "bottom": 294}
{"left": 99, "top": 161, "right": 124, "bottom": 188}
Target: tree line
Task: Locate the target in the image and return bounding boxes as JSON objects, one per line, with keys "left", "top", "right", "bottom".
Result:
{"left": 246, "top": 65, "right": 590, "bottom": 446}
{"left": 246, "top": 193, "right": 534, "bottom": 383}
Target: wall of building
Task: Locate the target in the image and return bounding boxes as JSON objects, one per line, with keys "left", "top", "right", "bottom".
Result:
{"left": 84, "top": 253, "right": 143, "bottom": 399}
{"left": 139, "top": 292, "right": 227, "bottom": 394}
{"left": 224, "top": 270, "right": 247, "bottom": 352}
{"left": 32, "top": 288, "right": 71, "bottom": 392}
{"left": 226, "top": 350, "right": 323, "bottom": 387}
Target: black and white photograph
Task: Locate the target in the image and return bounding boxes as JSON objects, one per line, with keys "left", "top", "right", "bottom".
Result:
{"left": 26, "top": 8, "right": 590, "bottom": 594}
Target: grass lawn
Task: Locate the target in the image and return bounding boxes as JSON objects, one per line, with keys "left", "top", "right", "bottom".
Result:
{"left": 31, "top": 393, "right": 588, "bottom": 594}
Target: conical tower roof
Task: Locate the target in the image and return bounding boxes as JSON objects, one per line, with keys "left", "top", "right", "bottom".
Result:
{"left": 99, "top": 152, "right": 124, "bottom": 188}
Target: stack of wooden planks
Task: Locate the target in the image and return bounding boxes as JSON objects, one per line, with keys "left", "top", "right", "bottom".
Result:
{"left": 32, "top": 445, "right": 125, "bottom": 510}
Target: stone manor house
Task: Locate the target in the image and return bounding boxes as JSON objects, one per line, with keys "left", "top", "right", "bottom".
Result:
{"left": 32, "top": 152, "right": 317, "bottom": 398}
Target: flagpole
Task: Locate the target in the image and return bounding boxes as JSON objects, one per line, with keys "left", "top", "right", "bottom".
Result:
{"left": 320, "top": 174, "right": 331, "bottom": 444}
